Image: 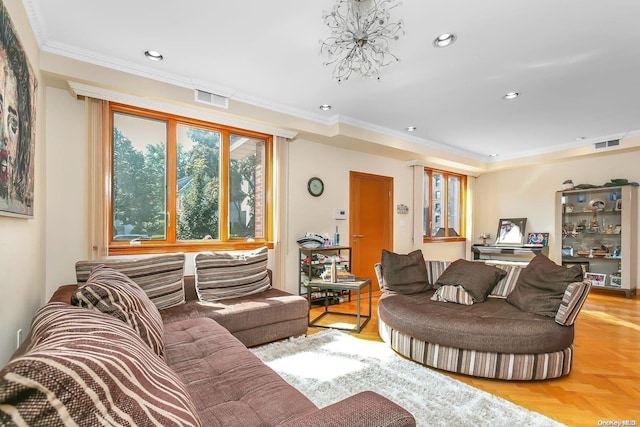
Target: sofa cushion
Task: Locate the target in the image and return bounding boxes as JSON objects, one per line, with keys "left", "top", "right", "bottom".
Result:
{"left": 380, "top": 249, "right": 430, "bottom": 294}
{"left": 434, "top": 259, "right": 507, "bottom": 302}
{"left": 0, "top": 303, "right": 201, "bottom": 427}
{"left": 488, "top": 262, "right": 524, "bottom": 297}
{"left": 163, "top": 317, "right": 317, "bottom": 426}
{"left": 507, "top": 254, "right": 584, "bottom": 317}
{"left": 430, "top": 285, "right": 474, "bottom": 305}
{"left": 555, "top": 281, "right": 592, "bottom": 326}
{"left": 76, "top": 253, "right": 186, "bottom": 309}
{"left": 71, "top": 265, "right": 165, "bottom": 358}
{"left": 195, "top": 247, "right": 271, "bottom": 302}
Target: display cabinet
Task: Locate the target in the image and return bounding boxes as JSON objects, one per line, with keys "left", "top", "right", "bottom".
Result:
{"left": 299, "top": 246, "right": 352, "bottom": 304}
{"left": 554, "top": 186, "right": 637, "bottom": 298}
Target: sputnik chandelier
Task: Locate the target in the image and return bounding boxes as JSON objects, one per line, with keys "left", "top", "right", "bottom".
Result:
{"left": 320, "top": 0, "right": 404, "bottom": 83}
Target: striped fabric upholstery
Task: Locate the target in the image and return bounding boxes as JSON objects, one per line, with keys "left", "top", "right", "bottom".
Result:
{"left": 72, "top": 265, "right": 165, "bottom": 358}
{"left": 379, "top": 318, "right": 573, "bottom": 380}
{"left": 425, "top": 261, "right": 451, "bottom": 286}
{"left": 555, "top": 281, "right": 592, "bottom": 326}
{"left": 76, "top": 253, "right": 186, "bottom": 310}
{"left": 430, "top": 285, "right": 474, "bottom": 305}
{"left": 489, "top": 263, "right": 524, "bottom": 297}
{"left": 0, "top": 303, "right": 201, "bottom": 426}
{"left": 195, "top": 247, "right": 271, "bottom": 302}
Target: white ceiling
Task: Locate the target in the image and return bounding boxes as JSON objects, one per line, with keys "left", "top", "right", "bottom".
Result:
{"left": 23, "top": 0, "right": 640, "bottom": 162}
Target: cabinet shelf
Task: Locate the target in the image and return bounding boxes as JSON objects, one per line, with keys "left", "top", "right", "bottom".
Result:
{"left": 299, "top": 246, "right": 353, "bottom": 304}
{"left": 555, "top": 186, "right": 637, "bottom": 298}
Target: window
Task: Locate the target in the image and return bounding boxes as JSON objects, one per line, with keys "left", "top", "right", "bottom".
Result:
{"left": 423, "top": 168, "right": 466, "bottom": 241}
{"left": 109, "top": 104, "right": 272, "bottom": 254}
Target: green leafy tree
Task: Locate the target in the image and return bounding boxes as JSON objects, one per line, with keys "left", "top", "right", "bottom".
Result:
{"left": 113, "top": 129, "right": 147, "bottom": 235}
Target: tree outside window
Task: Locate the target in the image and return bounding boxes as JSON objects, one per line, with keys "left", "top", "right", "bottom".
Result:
{"left": 110, "top": 104, "right": 272, "bottom": 254}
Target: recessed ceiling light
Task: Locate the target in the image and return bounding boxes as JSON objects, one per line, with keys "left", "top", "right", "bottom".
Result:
{"left": 488, "top": 153, "right": 498, "bottom": 158}
{"left": 405, "top": 126, "right": 417, "bottom": 132}
{"left": 433, "top": 33, "right": 457, "bottom": 48}
{"left": 319, "top": 104, "right": 332, "bottom": 111}
{"left": 502, "top": 91, "right": 520, "bottom": 100}
{"left": 574, "top": 136, "right": 586, "bottom": 141}
{"left": 144, "top": 50, "right": 164, "bottom": 61}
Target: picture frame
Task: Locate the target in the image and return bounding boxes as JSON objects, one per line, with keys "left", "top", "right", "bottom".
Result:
{"left": 614, "top": 199, "right": 622, "bottom": 211}
{"left": 0, "top": 2, "right": 38, "bottom": 218}
{"left": 494, "top": 217, "right": 527, "bottom": 246}
{"left": 584, "top": 272, "right": 606, "bottom": 287}
{"left": 526, "top": 232, "right": 549, "bottom": 246}
{"left": 610, "top": 276, "right": 622, "bottom": 288}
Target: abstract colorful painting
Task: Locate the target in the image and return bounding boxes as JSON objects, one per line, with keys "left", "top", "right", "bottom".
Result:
{"left": 0, "top": 1, "right": 37, "bottom": 217}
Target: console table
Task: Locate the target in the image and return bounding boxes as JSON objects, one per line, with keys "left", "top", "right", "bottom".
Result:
{"left": 471, "top": 244, "right": 548, "bottom": 262}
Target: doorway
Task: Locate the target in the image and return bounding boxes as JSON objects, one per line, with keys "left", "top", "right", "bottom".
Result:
{"left": 349, "top": 171, "right": 393, "bottom": 290}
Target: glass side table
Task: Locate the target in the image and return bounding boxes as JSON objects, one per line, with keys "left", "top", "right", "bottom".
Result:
{"left": 303, "top": 277, "right": 371, "bottom": 333}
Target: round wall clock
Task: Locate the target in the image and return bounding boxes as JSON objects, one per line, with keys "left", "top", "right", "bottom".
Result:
{"left": 307, "top": 177, "right": 324, "bottom": 197}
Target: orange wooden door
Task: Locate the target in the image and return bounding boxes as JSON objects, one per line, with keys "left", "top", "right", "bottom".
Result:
{"left": 349, "top": 171, "right": 393, "bottom": 290}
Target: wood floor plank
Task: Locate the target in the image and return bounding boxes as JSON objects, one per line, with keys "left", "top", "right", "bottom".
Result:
{"left": 308, "top": 290, "right": 640, "bottom": 426}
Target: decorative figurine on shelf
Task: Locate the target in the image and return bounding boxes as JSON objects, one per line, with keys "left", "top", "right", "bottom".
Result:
{"left": 479, "top": 233, "right": 491, "bottom": 246}
{"left": 561, "top": 179, "right": 575, "bottom": 190}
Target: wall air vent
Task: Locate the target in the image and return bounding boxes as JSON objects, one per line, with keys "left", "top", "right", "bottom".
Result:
{"left": 594, "top": 139, "right": 620, "bottom": 150}
{"left": 194, "top": 89, "right": 229, "bottom": 109}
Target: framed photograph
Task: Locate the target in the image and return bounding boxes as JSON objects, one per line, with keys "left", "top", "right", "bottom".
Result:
{"left": 610, "top": 276, "right": 622, "bottom": 288}
{"left": 614, "top": 199, "right": 622, "bottom": 211}
{"left": 0, "top": 2, "right": 38, "bottom": 218}
{"left": 561, "top": 247, "right": 574, "bottom": 257}
{"left": 526, "top": 232, "right": 549, "bottom": 246}
{"left": 584, "top": 272, "right": 606, "bottom": 287}
{"left": 495, "top": 217, "right": 527, "bottom": 246}
{"left": 577, "top": 193, "right": 587, "bottom": 203}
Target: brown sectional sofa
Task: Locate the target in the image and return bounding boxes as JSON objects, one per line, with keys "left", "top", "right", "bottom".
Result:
{"left": 1, "top": 254, "right": 416, "bottom": 426}
{"left": 374, "top": 255, "right": 591, "bottom": 380}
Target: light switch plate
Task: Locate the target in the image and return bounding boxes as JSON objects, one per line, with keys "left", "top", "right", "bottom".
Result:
{"left": 334, "top": 209, "right": 347, "bottom": 220}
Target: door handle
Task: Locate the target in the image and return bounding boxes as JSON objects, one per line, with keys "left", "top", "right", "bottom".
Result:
{"left": 353, "top": 234, "right": 364, "bottom": 238}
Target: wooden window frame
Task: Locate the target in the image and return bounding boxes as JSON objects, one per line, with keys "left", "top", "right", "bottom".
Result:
{"left": 107, "top": 103, "right": 274, "bottom": 255}
{"left": 423, "top": 167, "right": 467, "bottom": 243}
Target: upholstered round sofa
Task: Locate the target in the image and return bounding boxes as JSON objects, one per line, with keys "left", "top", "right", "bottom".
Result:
{"left": 374, "top": 253, "right": 591, "bottom": 381}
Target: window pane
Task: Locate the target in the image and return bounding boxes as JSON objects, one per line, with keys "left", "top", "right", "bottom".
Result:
{"left": 448, "top": 176, "right": 461, "bottom": 236}
{"left": 431, "top": 172, "right": 443, "bottom": 237}
{"left": 176, "top": 125, "right": 221, "bottom": 240}
{"left": 229, "top": 134, "right": 266, "bottom": 239}
{"left": 112, "top": 113, "right": 167, "bottom": 241}
{"left": 422, "top": 170, "right": 429, "bottom": 236}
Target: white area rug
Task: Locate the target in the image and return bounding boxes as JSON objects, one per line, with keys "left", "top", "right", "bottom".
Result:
{"left": 251, "top": 329, "right": 564, "bottom": 427}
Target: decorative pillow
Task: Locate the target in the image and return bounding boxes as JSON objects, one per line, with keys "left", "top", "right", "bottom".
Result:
{"left": 0, "top": 303, "right": 201, "bottom": 427}
{"left": 430, "top": 285, "right": 474, "bottom": 305}
{"left": 72, "top": 265, "right": 165, "bottom": 358}
{"left": 380, "top": 249, "right": 430, "bottom": 294}
{"left": 555, "top": 281, "right": 592, "bottom": 326}
{"left": 76, "top": 253, "right": 186, "bottom": 310}
{"left": 488, "top": 263, "right": 524, "bottom": 297}
{"left": 195, "top": 246, "right": 271, "bottom": 302}
{"left": 425, "top": 260, "right": 452, "bottom": 286}
{"left": 506, "top": 254, "right": 584, "bottom": 317}
{"left": 434, "top": 259, "right": 507, "bottom": 302}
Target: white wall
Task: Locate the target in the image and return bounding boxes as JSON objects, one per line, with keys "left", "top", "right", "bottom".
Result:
{"left": 0, "top": 0, "right": 45, "bottom": 364}
{"left": 283, "top": 138, "right": 416, "bottom": 294}
{"left": 474, "top": 151, "right": 640, "bottom": 264}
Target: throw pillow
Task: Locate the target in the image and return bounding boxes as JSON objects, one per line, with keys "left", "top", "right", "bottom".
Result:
{"left": 72, "top": 265, "right": 165, "bottom": 358}
{"left": 0, "top": 303, "right": 201, "bottom": 427}
{"left": 195, "top": 246, "right": 271, "bottom": 302}
{"left": 506, "top": 254, "right": 584, "bottom": 317}
{"left": 434, "top": 259, "right": 507, "bottom": 302}
{"left": 75, "top": 253, "right": 186, "bottom": 310}
{"left": 430, "top": 285, "right": 474, "bottom": 305}
{"left": 380, "top": 249, "right": 430, "bottom": 294}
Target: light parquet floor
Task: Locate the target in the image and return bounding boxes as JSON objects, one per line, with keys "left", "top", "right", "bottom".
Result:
{"left": 308, "top": 289, "right": 640, "bottom": 427}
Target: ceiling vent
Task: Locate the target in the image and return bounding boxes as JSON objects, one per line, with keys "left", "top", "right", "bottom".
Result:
{"left": 594, "top": 139, "right": 620, "bottom": 150}
{"left": 194, "top": 89, "right": 229, "bottom": 109}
